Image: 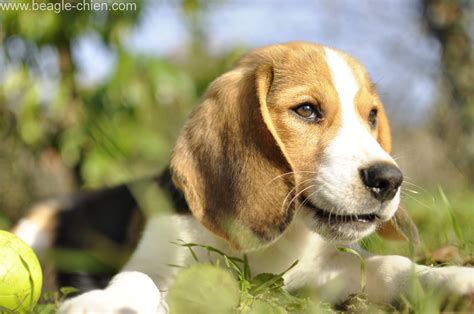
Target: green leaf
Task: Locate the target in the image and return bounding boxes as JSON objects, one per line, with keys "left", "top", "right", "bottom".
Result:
{"left": 59, "top": 287, "right": 79, "bottom": 298}
{"left": 167, "top": 264, "right": 240, "bottom": 314}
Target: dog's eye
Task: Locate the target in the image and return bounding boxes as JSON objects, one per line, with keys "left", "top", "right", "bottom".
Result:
{"left": 368, "top": 108, "right": 378, "bottom": 129}
{"left": 293, "top": 103, "right": 323, "bottom": 122}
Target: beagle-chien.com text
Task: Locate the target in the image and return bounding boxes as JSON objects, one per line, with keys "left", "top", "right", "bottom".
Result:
{"left": 15, "top": 42, "right": 474, "bottom": 312}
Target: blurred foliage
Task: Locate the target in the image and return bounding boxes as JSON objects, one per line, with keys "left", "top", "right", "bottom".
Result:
{"left": 422, "top": 0, "right": 474, "bottom": 183}
{"left": 0, "top": 0, "right": 242, "bottom": 221}
{"left": 168, "top": 264, "right": 241, "bottom": 314}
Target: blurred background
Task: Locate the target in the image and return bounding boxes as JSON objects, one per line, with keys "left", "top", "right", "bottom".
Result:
{"left": 0, "top": 0, "right": 473, "bottom": 268}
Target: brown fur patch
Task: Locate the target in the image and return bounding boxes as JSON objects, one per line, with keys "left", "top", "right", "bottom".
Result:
{"left": 12, "top": 201, "right": 59, "bottom": 239}
{"left": 171, "top": 62, "right": 294, "bottom": 250}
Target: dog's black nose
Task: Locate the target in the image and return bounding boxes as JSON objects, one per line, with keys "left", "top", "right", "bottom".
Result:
{"left": 360, "top": 162, "right": 403, "bottom": 202}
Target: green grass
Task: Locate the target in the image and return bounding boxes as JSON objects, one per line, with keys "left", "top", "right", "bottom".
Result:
{"left": 362, "top": 187, "right": 474, "bottom": 263}
{"left": 31, "top": 287, "right": 77, "bottom": 314}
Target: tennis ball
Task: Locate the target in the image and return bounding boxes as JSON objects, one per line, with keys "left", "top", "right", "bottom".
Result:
{"left": 0, "top": 230, "right": 42, "bottom": 312}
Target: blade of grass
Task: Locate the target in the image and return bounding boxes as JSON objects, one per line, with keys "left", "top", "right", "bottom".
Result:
{"left": 337, "top": 247, "right": 366, "bottom": 293}
{"left": 438, "top": 186, "right": 464, "bottom": 247}
{"left": 243, "top": 254, "right": 251, "bottom": 281}
{"left": 251, "top": 260, "right": 299, "bottom": 294}
{"left": 277, "top": 260, "right": 299, "bottom": 277}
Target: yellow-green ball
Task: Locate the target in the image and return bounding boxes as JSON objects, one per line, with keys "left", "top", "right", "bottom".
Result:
{"left": 0, "top": 230, "right": 42, "bottom": 312}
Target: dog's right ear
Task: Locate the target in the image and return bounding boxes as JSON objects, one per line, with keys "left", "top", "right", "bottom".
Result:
{"left": 170, "top": 59, "right": 296, "bottom": 251}
{"left": 378, "top": 205, "right": 419, "bottom": 245}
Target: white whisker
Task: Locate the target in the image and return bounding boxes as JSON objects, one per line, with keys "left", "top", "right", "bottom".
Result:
{"left": 266, "top": 170, "right": 318, "bottom": 186}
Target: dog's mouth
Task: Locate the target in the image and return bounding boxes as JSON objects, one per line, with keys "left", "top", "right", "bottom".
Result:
{"left": 299, "top": 195, "right": 380, "bottom": 225}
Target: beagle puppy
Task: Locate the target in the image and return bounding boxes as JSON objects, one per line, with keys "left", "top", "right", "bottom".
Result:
{"left": 15, "top": 42, "right": 474, "bottom": 312}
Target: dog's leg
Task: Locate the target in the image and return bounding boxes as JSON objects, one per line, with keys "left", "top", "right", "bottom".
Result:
{"left": 365, "top": 255, "right": 474, "bottom": 302}
{"left": 59, "top": 271, "right": 167, "bottom": 313}
{"left": 58, "top": 216, "right": 179, "bottom": 313}
{"left": 324, "top": 249, "right": 474, "bottom": 304}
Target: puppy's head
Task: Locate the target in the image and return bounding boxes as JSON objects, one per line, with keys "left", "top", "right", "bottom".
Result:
{"left": 172, "top": 42, "right": 410, "bottom": 250}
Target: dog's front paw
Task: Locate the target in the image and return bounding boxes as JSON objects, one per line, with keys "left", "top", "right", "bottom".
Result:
{"left": 59, "top": 290, "right": 121, "bottom": 313}
{"left": 59, "top": 271, "right": 167, "bottom": 313}
{"left": 420, "top": 266, "right": 474, "bottom": 296}
{"left": 59, "top": 288, "right": 167, "bottom": 314}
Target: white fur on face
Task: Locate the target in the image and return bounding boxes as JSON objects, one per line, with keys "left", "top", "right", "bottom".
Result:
{"left": 303, "top": 48, "right": 400, "bottom": 240}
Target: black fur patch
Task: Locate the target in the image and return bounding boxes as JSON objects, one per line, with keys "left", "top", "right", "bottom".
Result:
{"left": 155, "top": 167, "right": 190, "bottom": 215}
{"left": 53, "top": 166, "right": 189, "bottom": 292}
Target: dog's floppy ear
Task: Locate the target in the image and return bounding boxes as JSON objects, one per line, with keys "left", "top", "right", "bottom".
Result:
{"left": 377, "top": 205, "right": 419, "bottom": 244}
{"left": 376, "top": 108, "right": 419, "bottom": 244}
{"left": 170, "top": 61, "right": 296, "bottom": 251}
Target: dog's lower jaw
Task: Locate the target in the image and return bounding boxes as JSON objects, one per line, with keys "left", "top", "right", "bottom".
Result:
{"left": 298, "top": 190, "right": 401, "bottom": 243}
{"left": 299, "top": 207, "right": 378, "bottom": 243}
{"left": 316, "top": 220, "right": 377, "bottom": 243}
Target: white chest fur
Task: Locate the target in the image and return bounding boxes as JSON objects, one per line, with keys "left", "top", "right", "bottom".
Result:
{"left": 123, "top": 212, "right": 355, "bottom": 296}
